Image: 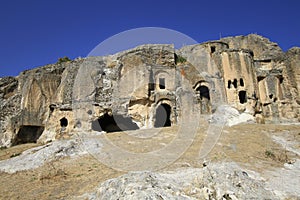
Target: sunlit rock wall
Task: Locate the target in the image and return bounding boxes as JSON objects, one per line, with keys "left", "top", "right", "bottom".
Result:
{"left": 0, "top": 34, "right": 299, "bottom": 147}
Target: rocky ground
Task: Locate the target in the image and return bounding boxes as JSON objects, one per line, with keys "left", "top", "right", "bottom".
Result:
{"left": 0, "top": 123, "right": 299, "bottom": 199}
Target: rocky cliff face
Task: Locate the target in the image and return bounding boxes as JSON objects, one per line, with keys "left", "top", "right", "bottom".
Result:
{"left": 285, "top": 47, "right": 300, "bottom": 101}
{"left": 0, "top": 34, "right": 299, "bottom": 147}
{"left": 221, "top": 34, "right": 285, "bottom": 60}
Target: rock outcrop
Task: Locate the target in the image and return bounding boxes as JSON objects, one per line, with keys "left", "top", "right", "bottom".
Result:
{"left": 221, "top": 34, "right": 284, "bottom": 60}
{"left": 0, "top": 34, "right": 299, "bottom": 147}
{"left": 81, "top": 162, "right": 278, "bottom": 200}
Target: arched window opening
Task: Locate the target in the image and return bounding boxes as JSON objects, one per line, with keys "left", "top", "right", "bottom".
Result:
{"left": 228, "top": 80, "right": 232, "bottom": 89}
{"left": 154, "top": 104, "right": 171, "bottom": 128}
{"left": 233, "top": 79, "right": 238, "bottom": 88}
{"left": 148, "top": 70, "right": 155, "bottom": 97}
{"left": 240, "top": 78, "right": 244, "bottom": 87}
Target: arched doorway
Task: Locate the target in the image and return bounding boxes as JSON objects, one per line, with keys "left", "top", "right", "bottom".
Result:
{"left": 238, "top": 90, "right": 247, "bottom": 104}
{"left": 154, "top": 103, "right": 171, "bottom": 128}
{"left": 196, "top": 85, "right": 211, "bottom": 114}
{"left": 198, "top": 85, "right": 210, "bottom": 100}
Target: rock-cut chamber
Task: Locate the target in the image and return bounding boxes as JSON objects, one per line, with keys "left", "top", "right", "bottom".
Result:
{"left": 91, "top": 113, "right": 139, "bottom": 132}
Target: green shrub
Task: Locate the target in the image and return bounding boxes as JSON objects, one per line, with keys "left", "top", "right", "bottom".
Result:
{"left": 57, "top": 56, "right": 71, "bottom": 64}
{"left": 10, "top": 152, "right": 21, "bottom": 158}
{"left": 175, "top": 54, "right": 187, "bottom": 64}
{"left": 0, "top": 146, "right": 7, "bottom": 150}
{"left": 265, "top": 150, "right": 275, "bottom": 159}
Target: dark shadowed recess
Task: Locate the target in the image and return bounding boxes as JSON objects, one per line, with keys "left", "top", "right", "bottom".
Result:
{"left": 12, "top": 125, "right": 44, "bottom": 145}
{"left": 239, "top": 90, "right": 247, "bottom": 104}
{"left": 154, "top": 103, "right": 171, "bottom": 128}
{"left": 92, "top": 113, "right": 139, "bottom": 132}
{"left": 197, "top": 85, "right": 210, "bottom": 100}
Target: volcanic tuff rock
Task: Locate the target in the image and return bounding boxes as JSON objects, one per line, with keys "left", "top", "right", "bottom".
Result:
{"left": 0, "top": 34, "right": 300, "bottom": 147}
{"left": 220, "top": 34, "right": 285, "bottom": 60}
{"left": 80, "top": 162, "right": 278, "bottom": 200}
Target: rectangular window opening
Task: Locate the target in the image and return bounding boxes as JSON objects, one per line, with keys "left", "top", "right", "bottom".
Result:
{"left": 159, "top": 78, "right": 165, "bottom": 89}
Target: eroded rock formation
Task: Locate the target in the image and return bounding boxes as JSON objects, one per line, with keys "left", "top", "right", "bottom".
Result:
{"left": 0, "top": 34, "right": 299, "bottom": 147}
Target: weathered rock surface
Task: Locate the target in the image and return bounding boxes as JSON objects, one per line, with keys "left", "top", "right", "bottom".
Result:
{"left": 266, "top": 135, "right": 300, "bottom": 198}
{"left": 80, "top": 162, "right": 278, "bottom": 200}
{"left": 285, "top": 47, "right": 300, "bottom": 101}
{"left": 0, "top": 138, "right": 85, "bottom": 173}
{"left": 210, "top": 105, "right": 255, "bottom": 126}
{"left": 0, "top": 34, "right": 300, "bottom": 147}
{"left": 221, "top": 34, "right": 284, "bottom": 60}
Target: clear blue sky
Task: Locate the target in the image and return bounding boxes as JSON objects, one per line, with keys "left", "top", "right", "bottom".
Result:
{"left": 0, "top": 0, "right": 299, "bottom": 77}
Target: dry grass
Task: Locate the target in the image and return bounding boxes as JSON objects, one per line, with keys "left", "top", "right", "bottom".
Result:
{"left": 0, "top": 124, "right": 299, "bottom": 199}
{"left": 0, "top": 143, "right": 39, "bottom": 161}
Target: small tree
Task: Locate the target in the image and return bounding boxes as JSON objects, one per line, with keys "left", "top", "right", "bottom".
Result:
{"left": 57, "top": 56, "right": 71, "bottom": 64}
{"left": 175, "top": 54, "right": 187, "bottom": 64}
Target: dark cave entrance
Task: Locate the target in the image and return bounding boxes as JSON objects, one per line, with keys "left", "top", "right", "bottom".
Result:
{"left": 91, "top": 113, "right": 139, "bottom": 133}
{"left": 13, "top": 125, "right": 44, "bottom": 145}
{"left": 210, "top": 46, "right": 216, "bottom": 53}
{"left": 154, "top": 103, "right": 171, "bottom": 128}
